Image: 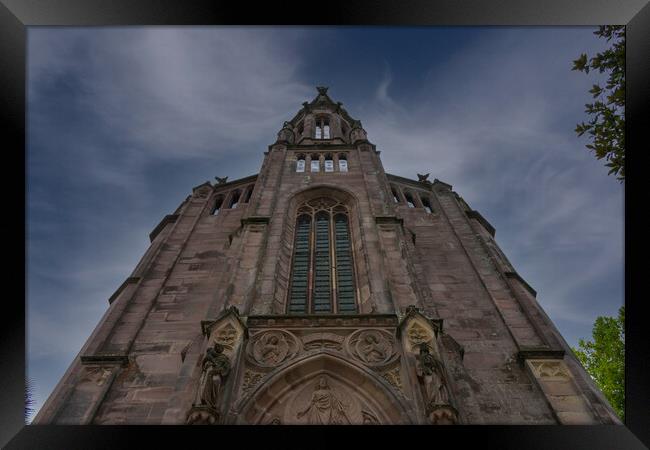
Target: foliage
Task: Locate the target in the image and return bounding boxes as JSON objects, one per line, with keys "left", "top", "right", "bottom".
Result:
{"left": 572, "top": 26, "right": 625, "bottom": 181}
{"left": 572, "top": 306, "right": 625, "bottom": 421}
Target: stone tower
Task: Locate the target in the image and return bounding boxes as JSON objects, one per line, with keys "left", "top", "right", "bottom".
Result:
{"left": 33, "top": 87, "right": 621, "bottom": 425}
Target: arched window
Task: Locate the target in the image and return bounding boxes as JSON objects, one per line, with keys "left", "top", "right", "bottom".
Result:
{"left": 314, "top": 117, "right": 330, "bottom": 139}
{"left": 296, "top": 154, "right": 306, "bottom": 172}
{"left": 212, "top": 196, "right": 224, "bottom": 215}
{"left": 420, "top": 195, "right": 433, "bottom": 214}
{"left": 229, "top": 190, "right": 241, "bottom": 209}
{"left": 404, "top": 192, "right": 415, "bottom": 208}
{"left": 288, "top": 198, "right": 357, "bottom": 314}
{"left": 244, "top": 185, "right": 254, "bottom": 203}
{"left": 338, "top": 153, "right": 348, "bottom": 172}
{"left": 390, "top": 185, "right": 400, "bottom": 203}
{"left": 324, "top": 154, "right": 334, "bottom": 172}
{"left": 310, "top": 155, "right": 321, "bottom": 172}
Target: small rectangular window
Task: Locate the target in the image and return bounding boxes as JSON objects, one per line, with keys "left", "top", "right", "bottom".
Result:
{"left": 297, "top": 159, "right": 305, "bottom": 172}
{"left": 324, "top": 160, "right": 334, "bottom": 172}
{"left": 339, "top": 160, "right": 348, "bottom": 172}
{"left": 323, "top": 124, "right": 330, "bottom": 139}
{"left": 311, "top": 159, "right": 320, "bottom": 172}
{"left": 315, "top": 126, "right": 322, "bottom": 139}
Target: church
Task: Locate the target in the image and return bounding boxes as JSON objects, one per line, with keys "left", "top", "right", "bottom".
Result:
{"left": 33, "top": 87, "right": 620, "bottom": 425}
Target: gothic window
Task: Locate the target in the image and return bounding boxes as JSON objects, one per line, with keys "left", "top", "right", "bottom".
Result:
{"left": 324, "top": 154, "right": 334, "bottom": 172}
{"left": 310, "top": 156, "right": 321, "bottom": 172}
{"left": 390, "top": 185, "right": 400, "bottom": 203}
{"left": 244, "top": 185, "right": 254, "bottom": 203}
{"left": 315, "top": 117, "right": 330, "bottom": 139}
{"left": 212, "top": 196, "right": 224, "bottom": 215}
{"left": 229, "top": 190, "right": 241, "bottom": 209}
{"left": 288, "top": 198, "right": 357, "bottom": 314}
{"left": 296, "top": 154, "right": 306, "bottom": 172}
{"left": 404, "top": 192, "right": 416, "bottom": 208}
{"left": 421, "top": 195, "right": 433, "bottom": 214}
{"left": 338, "top": 154, "right": 348, "bottom": 172}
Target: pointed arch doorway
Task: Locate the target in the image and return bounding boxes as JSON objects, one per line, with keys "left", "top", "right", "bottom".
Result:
{"left": 237, "top": 352, "right": 413, "bottom": 425}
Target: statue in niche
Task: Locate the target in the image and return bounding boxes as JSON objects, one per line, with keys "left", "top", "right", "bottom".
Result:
{"left": 416, "top": 344, "right": 450, "bottom": 408}
{"left": 296, "top": 376, "right": 351, "bottom": 425}
{"left": 194, "top": 343, "right": 231, "bottom": 410}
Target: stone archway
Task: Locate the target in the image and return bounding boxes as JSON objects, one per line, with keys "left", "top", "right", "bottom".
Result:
{"left": 237, "top": 352, "right": 413, "bottom": 425}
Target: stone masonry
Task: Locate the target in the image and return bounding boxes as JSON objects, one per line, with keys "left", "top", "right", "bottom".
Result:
{"left": 33, "top": 87, "right": 621, "bottom": 425}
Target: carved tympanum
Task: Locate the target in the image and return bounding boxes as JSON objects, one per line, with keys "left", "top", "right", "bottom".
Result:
{"left": 296, "top": 376, "right": 352, "bottom": 425}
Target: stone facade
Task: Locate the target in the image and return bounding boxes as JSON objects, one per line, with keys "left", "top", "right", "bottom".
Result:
{"left": 33, "top": 87, "right": 621, "bottom": 425}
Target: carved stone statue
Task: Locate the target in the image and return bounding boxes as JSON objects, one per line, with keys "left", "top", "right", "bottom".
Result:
{"left": 194, "top": 343, "right": 231, "bottom": 410}
{"left": 214, "top": 176, "right": 228, "bottom": 185}
{"left": 416, "top": 344, "right": 450, "bottom": 408}
{"left": 417, "top": 173, "right": 431, "bottom": 183}
{"left": 296, "top": 376, "right": 351, "bottom": 424}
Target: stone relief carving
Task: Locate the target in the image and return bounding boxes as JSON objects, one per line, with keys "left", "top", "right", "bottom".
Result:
{"left": 296, "top": 376, "right": 352, "bottom": 425}
{"left": 361, "top": 410, "right": 381, "bottom": 424}
{"left": 247, "top": 330, "right": 299, "bottom": 367}
{"left": 382, "top": 366, "right": 403, "bottom": 393}
{"left": 530, "top": 360, "right": 570, "bottom": 380}
{"left": 407, "top": 322, "right": 433, "bottom": 348}
{"left": 214, "top": 323, "right": 238, "bottom": 350}
{"left": 302, "top": 332, "right": 345, "bottom": 352}
{"left": 241, "top": 370, "right": 264, "bottom": 395}
{"left": 346, "top": 329, "right": 396, "bottom": 367}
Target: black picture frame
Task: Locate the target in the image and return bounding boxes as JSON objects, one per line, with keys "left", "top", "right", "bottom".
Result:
{"left": 2, "top": 0, "right": 648, "bottom": 448}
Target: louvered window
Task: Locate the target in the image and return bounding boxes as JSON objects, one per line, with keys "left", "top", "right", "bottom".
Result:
{"left": 287, "top": 198, "right": 357, "bottom": 313}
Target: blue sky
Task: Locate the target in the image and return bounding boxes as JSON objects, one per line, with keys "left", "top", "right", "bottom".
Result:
{"left": 26, "top": 27, "right": 624, "bottom": 421}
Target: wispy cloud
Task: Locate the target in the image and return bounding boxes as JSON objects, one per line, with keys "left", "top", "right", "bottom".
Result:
{"left": 27, "top": 27, "right": 623, "bottom": 421}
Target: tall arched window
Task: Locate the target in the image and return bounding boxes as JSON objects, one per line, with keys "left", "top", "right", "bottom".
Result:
{"left": 338, "top": 153, "right": 348, "bottom": 172}
{"left": 229, "top": 190, "right": 241, "bottom": 209}
{"left": 310, "top": 155, "right": 321, "bottom": 172}
{"left": 420, "top": 195, "right": 433, "bottom": 214}
{"left": 404, "top": 192, "right": 416, "bottom": 208}
{"left": 244, "top": 185, "right": 254, "bottom": 203}
{"left": 324, "top": 154, "right": 334, "bottom": 172}
{"left": 390, "top": 185, "right": 400, "bottom": 203}
{"left": 296, "top": 154, "right": 306, "bottom": 172}
{"left": 288, "top": 198, "right": 357, "bottom": 314}
{"left": 314, "top": 117, "right": 330, "bottom": 139}
{"left": 212, "top": 196, "right": 224, "bottom": 215}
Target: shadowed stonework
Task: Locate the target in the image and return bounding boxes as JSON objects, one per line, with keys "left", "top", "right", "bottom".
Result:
{"left": 33, "top": 87, "right": 621, "bottom": 425}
